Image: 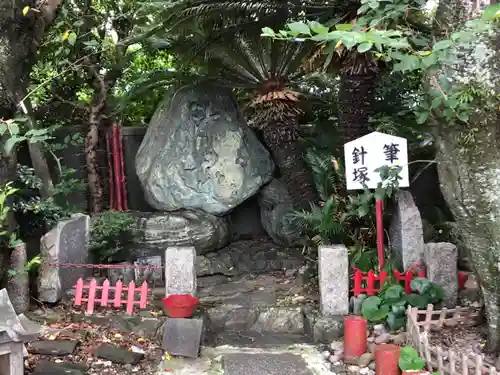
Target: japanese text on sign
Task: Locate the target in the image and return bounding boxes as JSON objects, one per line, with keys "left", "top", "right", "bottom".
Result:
{"left": 344, "top": 132, "right": 409, "bottom": 190}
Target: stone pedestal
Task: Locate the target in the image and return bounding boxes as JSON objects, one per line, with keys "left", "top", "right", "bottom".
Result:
{"left": 161, "top": 317, "right": 204, "bottom": 358}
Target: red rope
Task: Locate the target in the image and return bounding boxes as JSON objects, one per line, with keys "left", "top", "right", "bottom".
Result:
{"left": 48, "top": 262, "right": 164, "bottom": 270}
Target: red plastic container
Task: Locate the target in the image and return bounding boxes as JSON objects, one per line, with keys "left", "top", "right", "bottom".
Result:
{"left": 375, "top": 344, "right": 401, "bottom": 375}
{"left": 344, "top": 315, "right": 368, "bottom": 360}
{"left": 162, "top": 295, "right": 199, "bottom": 318}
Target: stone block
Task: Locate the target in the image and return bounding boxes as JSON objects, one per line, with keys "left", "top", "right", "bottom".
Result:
{"left": 134, "top": 255, "right": 163, "bottom": 285}
{"left": 33, "top": 360, "right": 88, "bottom": 375}
{"left": 313, "top": 316, "right": 344, "bottom": 344}
{"left": 318, "top": 245, "right": 349, "bottom": 316}
{"left": 29, "top": 340, "right": 78, "bottom": 355}
{"left": 96, "top": 343, "right": 144, "bottom": 364}
{"left": 389, "top": 191, "right": 425, "bottom": 271}
{"left": 38, "top": 214, "right": 90, "bottom": 303}
{"left": 161, "top": 317, "right": 204, "bottom": 358}
{"left": 250, "top": 308, "right": 303, "bottom": 333}
{"left": 165, "top": 246, "right": 196, "bottom": 296}
{"left": 107, "top": 261, "right": 135, "bottom": 284}
{"left": 424, "top": 242, "right": 458, "bottom": 307}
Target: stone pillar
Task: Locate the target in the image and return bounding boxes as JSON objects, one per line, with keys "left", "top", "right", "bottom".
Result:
{"left": 318, "top": 245, "right": 349, "bottom": 316}
{"left": 38, "top": 214, "right": 90, "bottom": 303}
{"left": 165, "top": 246, "right": 197, "bottom": 296}
{"left": 389, "top": 190, "right": 425, "bottom": 271}
{"left": 424, "top": 242, "right": 458, "bottom": 308}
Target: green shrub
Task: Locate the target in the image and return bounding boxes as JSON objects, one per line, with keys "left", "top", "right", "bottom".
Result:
{"left": 90, "top": 211, "right": 139, "bottom": 263}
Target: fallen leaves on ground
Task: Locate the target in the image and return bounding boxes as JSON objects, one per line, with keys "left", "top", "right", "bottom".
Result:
{"left": 26, "top": 310, "right": 163, "bottom": 375}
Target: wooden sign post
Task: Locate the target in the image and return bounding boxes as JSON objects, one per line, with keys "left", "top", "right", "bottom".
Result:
{"left": 344, "top": 131, "right": 409, "bottom": 270}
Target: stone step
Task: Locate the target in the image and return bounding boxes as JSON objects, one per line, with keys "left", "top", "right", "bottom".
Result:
{"left": 222, "top": 352, "right": 314, "bottom": 375}
{"left": 204, "top": 305, "right": 304, "bottom": 334}
{"left": 205, "top": 331, "right": 313, "bottom": 348}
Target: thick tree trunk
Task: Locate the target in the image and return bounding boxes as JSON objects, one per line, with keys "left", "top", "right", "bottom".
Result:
{"left": 338, "top": 70, "right": 377, "bottom": 144}
{"left": 435, "top": 29, "right": 500, "bottom": 350}
{"left": 0, "top": 0, "right": 62, "bottom": 119}
{"left": 262, "top": 118, "right": 317, "bottom": 210}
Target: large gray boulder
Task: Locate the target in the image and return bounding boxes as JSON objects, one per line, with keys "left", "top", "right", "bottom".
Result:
{"left": 133, "top": 210, "right": 230, "bottom": 256}
{"left": 135, "top": 83, "right": 275, "bottom": 215}
{"left": 258, "top": 179, "right": 299, "bottom": 246}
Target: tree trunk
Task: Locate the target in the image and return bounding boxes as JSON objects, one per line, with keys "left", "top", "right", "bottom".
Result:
{"left": 338, "top": 70, "right": 377, "bottom": 144}
{"left": 262, "top": 118, "right": 317, "bottom": 210}
{"left": 435, "top": 29, "right": 500, "bottom": 350}
{"left": 0, "top": 0, "right": 62, "bottom": 120}
{"left": 86, "top": 109, "right": 104, "bottom": 214}
{"left": 6, "top": 242, "right": 29, "bottom": 313}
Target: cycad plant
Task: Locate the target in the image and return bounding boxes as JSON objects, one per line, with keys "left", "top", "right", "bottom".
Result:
{"left": 290, "top": 150, "right": 350, "bottom": 245}
{"left": 131, "top": 0, "right": 342, "bottom": 208}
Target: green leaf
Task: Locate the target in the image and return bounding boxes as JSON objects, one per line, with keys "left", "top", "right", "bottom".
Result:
{"left": 357, "top": 42, "right": 374, "bottom": 53}
{"left": 357, "top": 204, "right": 370, "bottom": 218}
{"left": 309, "top": 21, "right": 329, "bottom": 35}
{"left": 287, "top": 22, "right": 311, "bottom": 36}
{"left": 361, "top": 296, "right": 390, "bottom": 322}
{"left": 393, "top": 55, "right": 420, "bottom": 72}
{"left": 433, "top": 40, "right": 454, "bottom": 52}
{"left": 400, "top": 346, "right": 419, "bottom": 359}
{"left": 83, "top": 40, "right": 99, "bottom": 47}
{"left": 68, "top": 32, "right": 77, "bottom": 46}
{"left": 431, "top": 96, "right": 443, "bottom": 109}
{"left": 387, "top": 312, "right": 406, "bottom": 331}
{"left": 457, "top": 111, "right": 469, "bottom": 122}
{"left": 357, "top": 4, "right": 371, "bottom": 14}
{"left": 482, "top": 3, "right": 500, "bottom": 20}
{"left": 422, "top": 53, "right": 438, "bottom": 68}
{"left": 403, "top": 293, "right": 428, "bottom": 308}
{"left": 335, "top": 23, "right": 354, "bottom": 31}
{"left": 4, "top": 135, "right": 23, "bottom": 155}
{"left": 22, "top": 6, "right": 30, "bottom": 16}
{"left": 374, "top": 187, "right": 385, "bottom": 201}
{"left": 416, "top": 111, "right": 429, "bottom": 124}
{"left": 8, "top": 122, "right": 19, "bottom": 135}
{"left": 398, "top": 346, "right": 426, "bottom": 371}
{"left": 410, "top": 277, "right": 431, "bottom": 294}
{"left": 383, "top": 284, "right": 404, "bottom": 302}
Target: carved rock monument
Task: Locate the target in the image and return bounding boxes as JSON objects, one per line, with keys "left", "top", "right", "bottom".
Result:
{"left": 135, "top": 83, "right": 275, "bottom": 215}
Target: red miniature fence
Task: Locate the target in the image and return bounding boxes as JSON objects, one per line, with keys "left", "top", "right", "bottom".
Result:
{"left": 74, "top": 278, "right": 150, "bottom": 315}
{"left": 351, "top": 265, "right": 469, "bottom": 296}
{"left": 352, "top": 264, "right": 426, "bottom": 296}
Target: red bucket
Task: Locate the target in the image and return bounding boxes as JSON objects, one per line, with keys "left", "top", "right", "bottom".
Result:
{"left": 162, "top": 294, "right": 199, "bottom": 318}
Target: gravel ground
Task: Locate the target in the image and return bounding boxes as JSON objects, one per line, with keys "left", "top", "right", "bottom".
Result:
{"left": 427, "top": 321, "right": 498, "bottom": 368}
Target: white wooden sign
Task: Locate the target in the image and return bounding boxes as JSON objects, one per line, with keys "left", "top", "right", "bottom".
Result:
{"left": 344, "top": 131, "right": 409, "bottom": 191}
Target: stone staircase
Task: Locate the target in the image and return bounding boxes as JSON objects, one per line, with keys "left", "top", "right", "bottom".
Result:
{"left": 152, "top": 272, "right": 344, "bottom": 347}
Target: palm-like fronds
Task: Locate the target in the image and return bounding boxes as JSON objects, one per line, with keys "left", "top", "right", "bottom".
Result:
{"left": 304, "top": 149, "right": 346, "bottom": 201}
{"left": 290, "top": 196, "right": 347, "bottom": 246}
{"left": 146, "top": 0, "right": 351, "bottom": 37}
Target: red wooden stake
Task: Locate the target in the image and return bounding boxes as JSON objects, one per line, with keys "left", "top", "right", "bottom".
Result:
{"left": 106, "top": 132, "right": 115, "bottom": 210}
{"left": 112, "top": 125, "right": 123, "bottom": 211}
{"left": 376, "top": 199, "right": 385, "bottom": 270}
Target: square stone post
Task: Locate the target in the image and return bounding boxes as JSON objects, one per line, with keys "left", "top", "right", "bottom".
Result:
{"left": 164, "top": 246, "right": 197, "bottom": 296}
{"left": 318, "top": 245, "right": 349, "bottom": 316}
{"left": 424, "top": 242, "right": 458, "bottom": 307}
